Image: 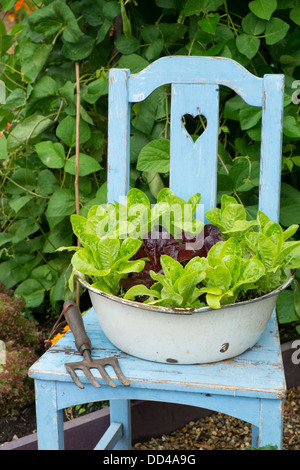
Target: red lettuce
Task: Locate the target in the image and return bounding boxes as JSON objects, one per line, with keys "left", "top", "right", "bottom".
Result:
{"left": 121, "top": 224, "right": 223, "bottom": 290}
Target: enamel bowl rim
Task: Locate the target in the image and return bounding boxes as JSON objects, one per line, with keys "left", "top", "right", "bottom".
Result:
{"left": 75, "top": 271, "right": 293, "bottom": 316}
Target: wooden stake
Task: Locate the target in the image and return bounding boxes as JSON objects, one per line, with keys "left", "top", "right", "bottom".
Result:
{"left": 75, "top": 61, "right": 80, "bottom": 306}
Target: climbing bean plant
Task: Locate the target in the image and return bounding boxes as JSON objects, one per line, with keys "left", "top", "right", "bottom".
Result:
{"left": 0, "top": 0, "right": 299, "bottom": 331}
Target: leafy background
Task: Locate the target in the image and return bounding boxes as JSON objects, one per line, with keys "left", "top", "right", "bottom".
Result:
{"left": 0, "top": 0, "right": 300, "bottom": 335}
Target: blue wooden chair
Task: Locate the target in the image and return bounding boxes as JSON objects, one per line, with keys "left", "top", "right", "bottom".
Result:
{"left": 29, "top": 56, "right": 286, "bottom": 450}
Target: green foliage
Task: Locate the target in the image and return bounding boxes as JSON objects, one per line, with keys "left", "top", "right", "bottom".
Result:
{"left": 244, "top": 444, "right": 278, "bottom": 450}
{"left": 0, "top": 1, "right": 299, "bottom": 327}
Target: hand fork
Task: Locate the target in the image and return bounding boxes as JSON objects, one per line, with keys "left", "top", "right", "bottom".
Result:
{"left": 63, "top": 301, "right": 130, "bottom": 390}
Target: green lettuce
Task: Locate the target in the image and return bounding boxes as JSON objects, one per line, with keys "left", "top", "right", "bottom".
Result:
{"left": 124, "top": 255, "right": 208, "bottom": 308}
{"left": 59, "top": 188, "right": 204, "bottom": 295}
{"left": 61, "top": 189, "right": 300, "bottom": 308}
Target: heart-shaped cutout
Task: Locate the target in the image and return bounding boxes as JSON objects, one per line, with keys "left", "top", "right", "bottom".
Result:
{"left": 181, "top": 113, "right": 207, "bottom": 142}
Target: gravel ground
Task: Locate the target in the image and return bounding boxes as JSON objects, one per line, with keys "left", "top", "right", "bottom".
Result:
{"left": 133, "top": 387, "right": 300, "bottom": 450}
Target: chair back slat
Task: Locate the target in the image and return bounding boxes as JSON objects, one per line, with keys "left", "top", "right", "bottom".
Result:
{"left": 107, "top": 57, "right": 284, "bottom": 223}
{"left": 170, "top": 83, "right": 219, "bottom": 219}
{"left": 259, "top": 74, "right": 285, "bottom": 222}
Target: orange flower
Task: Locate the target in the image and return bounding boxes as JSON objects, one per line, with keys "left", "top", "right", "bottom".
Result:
{"left": 51, "top": 326, "right": 70, "bottom": 346}
{"left": 15, "top": 0, "right": 24, "bottom": 11}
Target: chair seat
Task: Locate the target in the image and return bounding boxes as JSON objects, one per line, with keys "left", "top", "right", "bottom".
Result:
{"left": 29, "top": 307, "right": 286, "bottom": 450}
{"left": 29, "top": 307, "right": 285, "bottom": 399}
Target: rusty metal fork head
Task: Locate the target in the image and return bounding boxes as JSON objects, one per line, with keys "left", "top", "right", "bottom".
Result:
{"left": 65, "top": 350, "right": 130, "bottom": 389}
{"left": 62, "top": 300, "right": 130, "bottom": 389}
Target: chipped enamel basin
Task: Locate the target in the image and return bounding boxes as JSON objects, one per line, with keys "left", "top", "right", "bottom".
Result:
{"left": 76, "top": 272, "right": 293, "bottom": 364}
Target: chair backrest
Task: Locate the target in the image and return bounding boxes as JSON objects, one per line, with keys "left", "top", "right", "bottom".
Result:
{"left": 107, "top": 56, "right": 284, "bottom": 223}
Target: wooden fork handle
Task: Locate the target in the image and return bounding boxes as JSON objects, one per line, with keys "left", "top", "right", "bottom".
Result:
{"left": 63, "top": 300, "right": 92, "bottom": 356}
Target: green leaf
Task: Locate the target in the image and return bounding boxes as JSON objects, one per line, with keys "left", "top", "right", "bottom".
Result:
{"left": 282, "top": 224, "right": 299, "bottom": 241}
{"left": 46, "top": 189, "right": 76, "bottom": 219}
{"left": 198, "top": 13, "right": 220, "bottom": 34}
{"left": 30, "top": 264, "right": 57, "bottom": 289}
{"left": 124, "top": 284, "right": 160, "bottom": 301}
{"left": 0, "top": 232, "right": 13, "bottom": 247}
{"left": 81, "top": 76, "right": 108, "bottom": 104}
{"left": 27, "top": 2, "right": 63, "bottom": 36}
{"left": 290, "top": 4, "right": 300, "bottom": 25}
{"left": 229, "top": 158, "right": 260, "bottom": 192}
{"left": 248, "top": 0, "right": 277, "bottom": 21}
{"left": 64, "top": 154, "right": 102, "bottom": 176}
{"left": 264, "top": 17, "right": 289, "bottom": 45}
{"left": 283, "top": 116, "right": 300, "bottom": 138}
{"left": 56, "top": 116, "right": 91, "bottom": 147}
{"left": 103, "top": 1, "right": 121, "bottom": 20}
{"left": 119, "top": 237, "right": 143, "bottom": 260}
{"left": 281, "top": 243, "right": 300, "bottom": 269}
{"left": 20, "top": 43, "right": 53, "bottom": 83}
{"left": 141, "top": 25, "right": 160, "bottom": 42}
{"left": 206, "top": 264, "right": 232, "bottom": 292}
{"left": 38, "top": 169, "right": 59, "bottom": 195}
{"left": 7, "top": 113, "right": 53, "bottom": 150}
{"left": 280, "top": 200, "right": 300, "bottom": 227}
{"left": 239, "top": 105, "right": 262, "bottom": 130}
{"left": 9, "top": 195, "right": 33, "bottom": 213}
{"left": 91, "top": 279, "right": 113, "bottom": 295}
{"left": 71, "top": 248, "right": 109, "bottom": 277}
{"left": 43, "top": 219, "right": 73, "bottom": 253}
{"left": 116, "top": 259, "right": 145, "bottom": 274}
{"left": 97, "top": 238, "right": 120, "bottom": 270}
{"left": 236, "top": 258, "right": 265, "bottom": 286}
{"left": 0, "top": 255, "right": 35, "bottom": 289}
{"left": 184, "top": 0, "right": 223, "bottom": 15}
{"left": 160, "top": 254, "right": 184, "bottom": 283}
{"left": 214, "top": 25, "right": 235, "bottom": 44}
{"left": 35, "top": 141, "right": 65, "bottom": 169}
{"left": 236, "top": 34, "right": 260, "bottom": 59}
{"left": 242, "top": 12, "right": 267, "bottom": 35}
{"left": 118, "top": 54, "right": 149, "bottom": 73}
{"left": 137, "top": 139, "right": 170, "bottom": 173}
{"left": 224, "top": 95, "right": 244, "bottom": 121}
{"left": 61, "top": 35, "right": 95, "bottom": 61}
{"left": 15, "top": 279, "right": 45, "bottom": 308}
{"left": 115, "top": 35, "right": 140, "bottom": 55}
{"left": 205, "top": 195, "right": 257, "bottom": 239}
{"left": 144, "top": 38, "right": 164, "bottom": 61}
{"left": 28, "top": 76, "right": 59, "bottom": 104}
{"left": 8, "top": 216, "right": 40, "bottom": 244}
{"left": 0, "top": 135, "right": 8, "bottom": 160}
{"left": 2, "top": 0, "right": 15, "bottom": 10}
{"left": 159, "top": 23, "right": 188, "bottom": 43}
{"left": 126, "top": 187, "right": 151, "bottom": 210}
{"left": 292, "top": 156, "right": 300, "bottom": 167}
{"left": 276, "top": 290, "right": 299, "bottom": 324}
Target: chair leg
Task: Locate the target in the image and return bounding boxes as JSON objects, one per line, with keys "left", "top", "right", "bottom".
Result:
{"left": 109, "top": 399, "right": 131, "bottom": 450}
{"left": 35, "top": 380, "right": 64, "bottom": 450}
{"left": 252, "top": 398, "right": 284, "bottom": 450}
{"left": 251, "top": 424, "right": 259, "bottom": 448}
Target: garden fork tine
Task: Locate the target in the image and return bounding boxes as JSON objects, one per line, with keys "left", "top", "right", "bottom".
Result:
{"left": 63, "top": 301, "right": 130, "bottom": 389}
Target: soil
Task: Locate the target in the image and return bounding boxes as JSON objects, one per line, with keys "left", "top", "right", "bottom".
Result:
{"left": 0, "top": 405, "right": 37, "bottom": 444}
